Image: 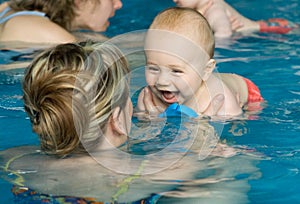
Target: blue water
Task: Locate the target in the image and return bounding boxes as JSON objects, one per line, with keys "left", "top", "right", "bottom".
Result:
{"left": 1, "top": 0, "right": 300, "bottom": 203}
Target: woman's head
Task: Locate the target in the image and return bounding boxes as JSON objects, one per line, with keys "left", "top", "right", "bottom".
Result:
{"left": 71, "top": 0, "right": 123, "bottom": 32}
{"left": 9, "top": 0, "right": 76, "bottom": 30}
{"left": 9, "top": 0, "right": 123, "bottom": 31}
{"left": 23, "top": 41, "right": 130, "bottom": 157}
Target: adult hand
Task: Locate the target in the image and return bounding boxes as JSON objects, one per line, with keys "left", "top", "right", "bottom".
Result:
{"left": 230, "top": 15, "right": 244, "bottom": 31}
{"left": 203, "top": 94, "right": 225, "bottom": 116}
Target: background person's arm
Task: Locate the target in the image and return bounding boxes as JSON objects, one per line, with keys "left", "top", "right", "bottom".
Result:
{"left": 205, "top": 3, "right": 232, "bottom": 37}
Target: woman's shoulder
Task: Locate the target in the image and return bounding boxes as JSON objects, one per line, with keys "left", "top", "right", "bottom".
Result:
{"left": 1, "top": 14, "right": 76, "bottom": 43}
{"left": 0, "top": 2, "right": 8, "bottom": 12}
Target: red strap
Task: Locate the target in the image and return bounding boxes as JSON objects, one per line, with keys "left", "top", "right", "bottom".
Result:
{"left": 259, "top": 18, "right": 294, "bottom": 34}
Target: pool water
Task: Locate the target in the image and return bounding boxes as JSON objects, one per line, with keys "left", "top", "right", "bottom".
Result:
{"left": 1, "top": 0, "right": 300, "bottom": 203}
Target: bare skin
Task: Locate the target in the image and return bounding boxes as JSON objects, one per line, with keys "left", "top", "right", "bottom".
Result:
{"left": 0, "top": 0, "right": 123, "bottom": 43}
{"left": 173, "top": 0, "right": 259, "bottom": 37}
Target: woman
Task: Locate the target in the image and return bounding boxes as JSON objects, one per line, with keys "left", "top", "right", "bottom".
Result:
{"left": 22, "top": 41, "right": 132, "bottom": 156}
{"left": 0, "top": 0, "right": 123, "bottom": 43}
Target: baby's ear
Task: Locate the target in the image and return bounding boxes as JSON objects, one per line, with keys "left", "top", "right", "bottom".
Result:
{"left": 202, "top": 59, "right": 216, "bottom": 81}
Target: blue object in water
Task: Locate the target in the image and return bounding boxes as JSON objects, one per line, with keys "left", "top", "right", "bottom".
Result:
{"left": 159, "top": 103, "right": 198, "bottom": 118}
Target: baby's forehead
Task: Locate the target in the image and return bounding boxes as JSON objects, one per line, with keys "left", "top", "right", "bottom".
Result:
{"left": 144, "top": 29, "right": 209, "bottom": 67}
{"left": 146, "top": 49, "right": 207, "bottom": 65}
{"left": 145, "top": 29, "right": 207, "bottom": 51}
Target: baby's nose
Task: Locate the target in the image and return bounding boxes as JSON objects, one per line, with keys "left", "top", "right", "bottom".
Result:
{"left": 157, "top": 73, "right": 170, "bottom": 86}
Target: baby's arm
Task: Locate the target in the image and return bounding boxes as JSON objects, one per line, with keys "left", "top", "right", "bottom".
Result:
{"left": 204, "top": 1, "right": 232, "bottom": 37}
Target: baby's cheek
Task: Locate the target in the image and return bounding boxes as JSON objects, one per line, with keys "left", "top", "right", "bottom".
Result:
{"left": 181, "top": 85, "right": 197, "bottom": 99}
{"left": 145, "top": 74, "right": 155, "bottom": 85}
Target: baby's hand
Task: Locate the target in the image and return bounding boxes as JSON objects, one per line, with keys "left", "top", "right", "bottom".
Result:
{"left": 135, "top": 87, "right": 165, "bottom": 120}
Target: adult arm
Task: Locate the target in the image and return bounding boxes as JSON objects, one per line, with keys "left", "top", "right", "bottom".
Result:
{"left": 205, "top": 2, "right": 232, "bottom": 38}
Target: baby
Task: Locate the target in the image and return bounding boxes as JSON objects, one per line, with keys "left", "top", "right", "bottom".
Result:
{"left": 137, "top": 7, "right": 263, "bottom": 117}
{"left": 173, "top": 0, "right": 296, "bottom": 38}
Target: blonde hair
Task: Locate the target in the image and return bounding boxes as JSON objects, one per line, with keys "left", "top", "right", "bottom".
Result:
{"left": 23, "top": 41, "right": 129, "bottom": 157}
{"left": 150, "top": 7, "right": 215, "bottom": 58}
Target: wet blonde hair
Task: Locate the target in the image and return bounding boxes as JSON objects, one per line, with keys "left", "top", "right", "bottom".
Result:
{"left": 9, "top": 0, "right": 99, "bottom": 30}
{"left": 150, "top": 7, "right": 215, "bottom": 58}
{"left": 23, "top": 41, "right": 130, "bottom": 157}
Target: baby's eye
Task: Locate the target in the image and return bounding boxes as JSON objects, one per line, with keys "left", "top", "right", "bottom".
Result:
{"left": 172, "top": 69, "right": 184, "bottom": 74}
{"left": 146, "top": 65, "right": 160, "bottom": 72}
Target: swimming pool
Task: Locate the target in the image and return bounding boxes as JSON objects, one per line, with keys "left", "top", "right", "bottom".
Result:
{"left": 1, "top": 0, "right": 300, "bottom": 203}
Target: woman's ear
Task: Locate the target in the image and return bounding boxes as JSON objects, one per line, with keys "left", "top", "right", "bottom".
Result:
{"left": 74, "top": 0, "right": 81, "bottom": 8}
{"left": 74, "top": 0, "right": 87, "bottom": 10}
{"left": 202, "top": 59, "right": 216, "bottom": 81}
{"left": 111, "top": 107, "right": 127, "bottom": 136}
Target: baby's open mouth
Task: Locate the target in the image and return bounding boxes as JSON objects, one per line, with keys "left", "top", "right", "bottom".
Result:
{"left": 161, "top": 90, "right": 178, "bottom": 104}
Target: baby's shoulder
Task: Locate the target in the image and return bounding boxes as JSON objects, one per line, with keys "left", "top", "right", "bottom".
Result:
{"left": 218, "top": 73, "right": 244, "bottom": 85}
